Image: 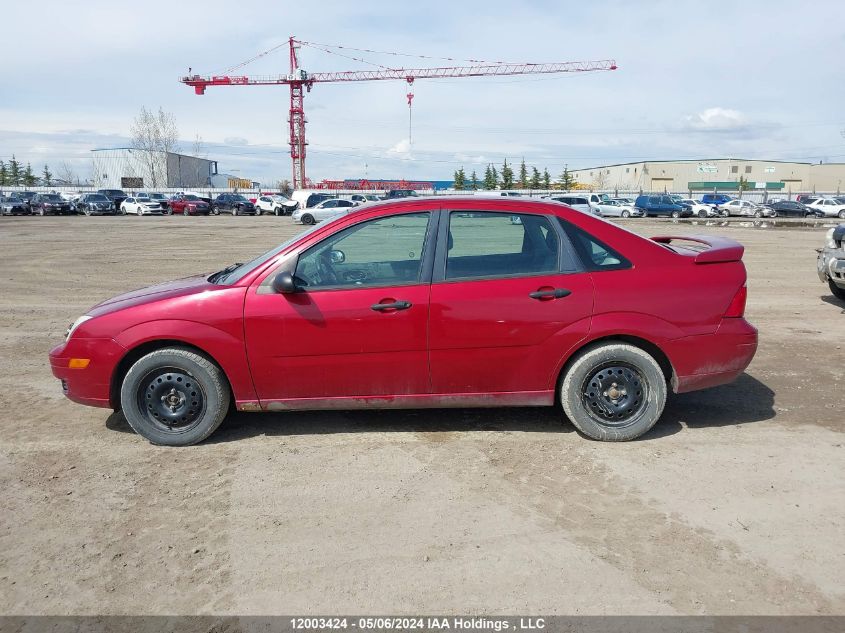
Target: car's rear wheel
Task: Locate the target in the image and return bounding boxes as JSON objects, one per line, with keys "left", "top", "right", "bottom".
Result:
{"left": 829, "top": 279, "right": 845, "bottom": 301}
{"left": 183, "top": 208, "right": 190, "bottom": 216}
{"left": 621, "top": 210, "right": 630, "bottom": 218}
{"left": 301, "top": 213, "right": 315, "bottom": 225}
{"left": 839, "top": 210, "right": 845, "bottom": 219}
{"left": 769, "top": 210, "right": 777, "bottom": 218}
{"left": 274, "top": 207, "right": 281, "bottom": 216}
{"left": 211, "top": 207, "right": 220, "bottom": 215}
{"left": 671, "top": 210, "right": 680, "bottom": 218}
{"left": 233, "top": 206, "right": 240, "bottom": 216}
{"left": 698, "top": 209, "right": 707, "bottom": 218}
{"left": 120, "top": 347, "right": 230, "bottom": 446}
{"left": 754, "top": 210, "right": 762, "bottom": 218}
{"left": 560, "top": 343, "right": 667, "bottom": 441}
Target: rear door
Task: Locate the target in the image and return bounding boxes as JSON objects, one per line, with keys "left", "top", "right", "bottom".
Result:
{"left": 428, "top": 208, "right": 594, "bottom": 395}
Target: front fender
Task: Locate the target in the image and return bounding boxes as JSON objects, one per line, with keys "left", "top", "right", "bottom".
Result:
{"left": 113, "top": 319, "right": 257, "bottom": 403}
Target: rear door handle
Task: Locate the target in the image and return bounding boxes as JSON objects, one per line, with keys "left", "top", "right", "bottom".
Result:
{"left": 371, "top": 300, "right": 412, "bottom": 312}
{"left": 529, "top": 288, "right": 571, "bottom": 300}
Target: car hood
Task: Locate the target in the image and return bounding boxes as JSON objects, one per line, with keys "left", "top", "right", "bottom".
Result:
{"left": 89, "top": 274, "right": 216, "bottom": 316}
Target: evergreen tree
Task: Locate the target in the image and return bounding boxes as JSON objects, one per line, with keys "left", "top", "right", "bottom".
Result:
{"left": 542, "top": 168, "right": 551, "bottom": 190}
{"left": 453, "top": 167, "right": 466, "bottom": 190}
{"left": 470, "top": 170, "right": 478, "bottom": 190}
{"left": 738, "top": 175, "right": 750, "bottom": 192}
{"left": 23, "top": 163, "right": 37, "bottom": 187}
{"left": 558, "top": 166, "right": 576, "bottom": 190}
{"left": 9, "top": 155, "right": 21, "bottom": 186}
{"left": 483, "top": 164, "right": 494, "bottom": 190}
{"left": 0, "top": 161, "right": 7, "bottom": 186}
{"left": 500, "top": 159, "right": 514, "bottom": 189}
{"left": 491, "top": 165, "right": 499, "bottom": 189}
{"left": 42, "top": 164, "right": 52, "bottom": 186}
{"left": 530, "top": 166, "right": 541, "bottom": 190}
{"left": 518, "top": 158, "right": 528, "bottom": 189}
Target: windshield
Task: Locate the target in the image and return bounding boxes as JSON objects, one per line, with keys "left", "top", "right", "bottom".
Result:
{"left": 184, "top": 195, "right": 200, "bottom": 201}
{"left": 212, "top": 215, "right": 347, "bottom": 285}
{"left": 43, "top": 194, "right": 62, "bottom": 201}
{"left": 232, "top": 194, "right": 248, "bottom": 202}
{"left": 88, "top": 194, "right": 108, "bottom": 201}
{"left": 149, "top": 193, "right": 164, "bottom": 199}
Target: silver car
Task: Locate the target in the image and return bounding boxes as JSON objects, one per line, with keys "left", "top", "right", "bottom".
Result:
{"left": 817, "top": 225, "right": 845, "bottom": 301}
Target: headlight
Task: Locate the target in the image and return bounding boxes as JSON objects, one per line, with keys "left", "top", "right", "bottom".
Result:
{"left": 66, "top": 315, "right": 92, "bottom": 341}
{"left": 825, "top": 228, "right": 837, "bottom": 249}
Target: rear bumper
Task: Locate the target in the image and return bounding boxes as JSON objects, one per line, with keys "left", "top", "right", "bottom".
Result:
{"left": 49, "top": 337, "right": 127, "bottom": 408}
{"left": 667, "top": 319, "right": 758, "bottom": 393}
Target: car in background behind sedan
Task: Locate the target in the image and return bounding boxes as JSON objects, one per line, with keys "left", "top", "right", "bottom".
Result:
{"left": 807, "top": 198, "right": 845, "bottom": 219}
{"left": 121, "top": 196, "right": 164, "bottom": 215}
{"left": 31, "top": 193, "right": 73, "bottom": 215}
{"left": 682, "top": 198, "right": 723, "bottom": 218}
{"left": 719, "top": 199, "right": 773, "bottom": 218}
{"left": 75, "top": 193, "right": 116, "bottom": 215}
{"left": 762, "top": 199, "right": 822, "bottom": 218}
{"left": 1, "top": 196, "right": 30, "bottom": 215}
{"left": 255, "top": 194, "right": 298, "bottom": 216}
{"left": 594, "top": 199, "right": 642, "bottom": 218}
{"left": 169, "top": 194, "right": 211, "bottom": 216}
{"left": 633, "top": 195, "right": 692, "bottom": 218}
{"left": 212, "top": 193, "right": 257, "bottom": 216}
{"left": 292, "top": 198, "right": 356, "bottom": 224}
{"left": 97, "top": 189, "right": 128, "bottom": 211}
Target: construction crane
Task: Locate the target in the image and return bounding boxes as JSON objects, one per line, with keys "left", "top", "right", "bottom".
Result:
{"left": 181, "top": 37, "right": 617, "bottom": 189}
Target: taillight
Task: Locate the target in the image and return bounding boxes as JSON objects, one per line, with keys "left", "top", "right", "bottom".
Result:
{"left": 725, "top": 284, "right": 747, "bottom": 318}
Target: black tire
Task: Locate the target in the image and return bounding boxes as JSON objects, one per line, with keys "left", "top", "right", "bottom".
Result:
{"left": 164, "top": 208, "right": 173, "bottom": 216}
{"left": 830, "top": 279, "right": 845, "bottom": 301}
{"left": 560, "top": 343, "right": 667, "bottom": 441}
{"left": 839, "top": 210, "right": 845, "bottom": 219}
{"left": 183, "top": 208, "right": 190, "bottom": 216}
{"left": 769, "top": 210, "right": 777, "bottom": 218}
{"left": 301, "top": 213, "right": 315, "bottom": 225}
{"left": 212, "top": 207, "right": 220, "bottom": 215}
{"left": 621, "top": 210, "right": 630, "bottom": 218}
{"left": 274, "top": 207, "right": 281, "bottom": 216}
{"left": 233, "top": 206, "right": 240, "bottom": 216}
{"left": 119, "top": 347, "right": 230, "bottom": 446}
{"left": 698, "top": 209, "right": 707, "bottom": 218}
{"left": 671, "top": 210, "right": 680, "bottom": 218}
{"left": 754, "top": 210, "right": 762, "bottom": 218}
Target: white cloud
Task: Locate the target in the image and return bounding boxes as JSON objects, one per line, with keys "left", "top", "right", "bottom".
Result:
{"left": 388, "top": 138, "right": 411, "bottom": 155}
{"left": 684, "top": 107, "right": 748, "bottom": 131}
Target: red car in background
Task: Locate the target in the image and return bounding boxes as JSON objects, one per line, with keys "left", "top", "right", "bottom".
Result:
{"left": 168, "top": 194, "right": 211, "bottom": 216}
{"left": 50, "top": 197, "right": 757, "bottom": 446}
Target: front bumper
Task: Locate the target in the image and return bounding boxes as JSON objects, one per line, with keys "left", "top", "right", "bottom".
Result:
{"left": 817, "top": 247, "right": 845, "bottom": 286}
{"left": 49, "top": 337, "right": 127, "bottom": 408}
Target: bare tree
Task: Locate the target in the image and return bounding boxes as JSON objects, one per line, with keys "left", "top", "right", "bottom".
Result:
{"left": 130, "top": 106, "right": 181, "bottom": 188}
{"left": 191, "top": 134, "right": 206, "bottom": 158}
{"left": 57, "top": 161, "right": 77, "bottom": 185}
{"left": 277, "top": 179, "right": 293, "bottom": 195}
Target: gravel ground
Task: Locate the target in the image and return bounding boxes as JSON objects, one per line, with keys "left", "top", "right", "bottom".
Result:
{"left": 0, "top": 214, "right": 842, "bottom": 615}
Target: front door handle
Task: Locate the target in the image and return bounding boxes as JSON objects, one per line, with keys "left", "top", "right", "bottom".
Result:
{"left": 529, "top": 288, "right": 571, "bottom": 300}
{"left": 371, "top": 300, "right": 412, "bottom": 312}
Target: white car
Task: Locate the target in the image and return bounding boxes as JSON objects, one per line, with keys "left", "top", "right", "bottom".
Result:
{"left": 808, "top": 198, "right": 845, "bottom": 219}
{"left": 349, "top": 194, "right": 381, "bottom": 205}
{"left": 719, "top": 199, "right": 773, "bottom": 218}
{"left": 548, "top": 194, "right": 593, "bottom": 214}
{"left": 682, "top": 198, "right": 723, "bottom": 218}
{"left": 291, "top": 198, "right": 356, "bottom": 224}
{"left": 594, "top": 199, "right": 642, "bottom": 218}
{"left": 255, "top": 194, "right": 298, "bottom": 216}
{"left": 121, "top": 196, "right": 163, "bottom": 215}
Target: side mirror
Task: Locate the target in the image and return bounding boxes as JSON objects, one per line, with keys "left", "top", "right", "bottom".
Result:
{"left": 329, "top": 249, "right": 345, "bottom": 264}
{"left": 272, "top": 271, "right": 300, "bottom": 294}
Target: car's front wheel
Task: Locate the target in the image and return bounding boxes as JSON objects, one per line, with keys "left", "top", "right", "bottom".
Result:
{"left": 301, "top": 213, "right": 315, "bottom": 225}
{"left": 120, "top": 347, "right": 230, "bottom": 446}
{"left": 839, "top": 210, "right": 845, "bottom": 219}
{"left": 621, "top": 210, "right": 630, "bottom": 218}
{"left": 560, "top": 343, "right": 667, "bottom": 441}
{"left": 830, "top": 279, "right": 845, "bottom": 301}
{"left": 671, "top": 210, "right": 680, "bottom": 218}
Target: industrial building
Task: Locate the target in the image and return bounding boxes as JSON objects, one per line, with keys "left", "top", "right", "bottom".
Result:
{"left": 569, "top": 159, "right": 845, "bottom": 194}
{"left": 90, "top": 148, "right": 221, "bottom": 189}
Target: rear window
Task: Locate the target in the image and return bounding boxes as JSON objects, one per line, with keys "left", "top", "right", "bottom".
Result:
{"left": 558, "top": 219, "right": 631, "bottom": 272}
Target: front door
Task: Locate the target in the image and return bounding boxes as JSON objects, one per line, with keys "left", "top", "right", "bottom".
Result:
{"left": 243, "top": 211, "right": 435, "bottom": 403}
{"left": 428, "top": 210, "right": 594, "bottom": 395}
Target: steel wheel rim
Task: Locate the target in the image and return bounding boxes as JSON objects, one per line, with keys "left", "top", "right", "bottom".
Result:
{"left": 136, "top": 366, "right": 207, "bottom": 434}
{"left": 581, "top": 362, "right": 648, "bottom": 427}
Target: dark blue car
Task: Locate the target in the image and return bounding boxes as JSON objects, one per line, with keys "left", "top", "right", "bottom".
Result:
{"left": 701, "top": 194, "right": 734, "bottom": 206}
{"left": 634, "top": 195, "right": 692, "bottom": 218}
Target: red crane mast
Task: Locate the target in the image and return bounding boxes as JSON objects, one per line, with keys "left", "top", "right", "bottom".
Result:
{"left": 181, "top": 37, "right": 617, "bottom": 189}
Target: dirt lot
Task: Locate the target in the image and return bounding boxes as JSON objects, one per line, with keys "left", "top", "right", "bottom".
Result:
{"left": 0, "top": 215, "right": 843, "bottom": 615}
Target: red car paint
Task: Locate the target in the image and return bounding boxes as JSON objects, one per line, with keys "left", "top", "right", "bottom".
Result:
{"left": 50, "top": 197, "right": 757, "bottom": 415}
{"left": 168, "top": 195, "right": 210, "bottom": 215}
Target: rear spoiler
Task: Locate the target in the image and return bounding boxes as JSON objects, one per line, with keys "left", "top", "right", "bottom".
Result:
{"left": 651, "top": 235, "right": 744, "bottom": 264}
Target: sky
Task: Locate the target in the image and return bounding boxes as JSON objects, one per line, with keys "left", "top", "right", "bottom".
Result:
{"left": 2, "top": 0, "right": 844, "bottom": 185}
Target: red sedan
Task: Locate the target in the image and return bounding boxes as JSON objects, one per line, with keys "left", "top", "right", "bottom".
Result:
{"left": 168, "top": 194, "right": 211, "bottom": 216}
{"left": 50, "top": 197, "right": 757, "bottom": 446}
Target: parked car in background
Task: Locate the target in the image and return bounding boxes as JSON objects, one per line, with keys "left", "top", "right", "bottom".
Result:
{"left": 634, "top": 195, "right": 692, "bottom": 218}
{"left": 14, "top": 191, "right": 38, "bottom": 210}
{"left": 701, "top": 193, "right": 734, "bottom": 207}
{"left": 75, "top": 193, "right": 116, "bottom": 216}
{"left": 169, "top": 194, "right": 211, "bottom": 216}
{"left": 549, "top": 195, "right": 593, "bottom": 214}
{"left": 594, "top": 199, "right": 642, "bottom": 218}
{"left": 292, "top": 198, "right": 356, "bottom": 224}
{"left": 212, "top": 193, "right": 257, "bottom": 216}
{"left": 1, "top": 196, "right": 30, "bottom": 215}
{"left": 384, "top": 189, "right": 419, "bottom": 199}
{"left": 818, "top": 224, "right": 845, "bottom": 300}
{"left": 796, "top": 194, "right": 820, "bottom": 205}
{"left": 350, "top": 194, "right": 381, "bottom": 205}
{"left": 255, "top": 194, "right": 298, "bottom": 215}
{"left": 50, "top": 196, "right": 757, "bottom": 446}
{"left": 31, "top": 193, "right": 73, "bottom": 215}
{"left": 148, "top": 193, "right": 169, "bottom": 210}
{"left": 611, "top": 197, "right": 635, "bottom": 205}
{"left": 121, "top": 196, "right": 164, "bottom": 216}
{"left": 807, "top": 198, "right": 845, "bottom": 219}
{"left": 762, "top": 200, "right": 822, "bottom": 218}
{"left": 718, "top": 199, "right": 772, "bottom": 217}
{"left": 681, "top": 198, "right": 723, "bottom": 218}
{"left": 97, "top": 189, "right": 128, "bottom": 211}
{"left": 290, "top": 191, "right": 337, "bottom": 209}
